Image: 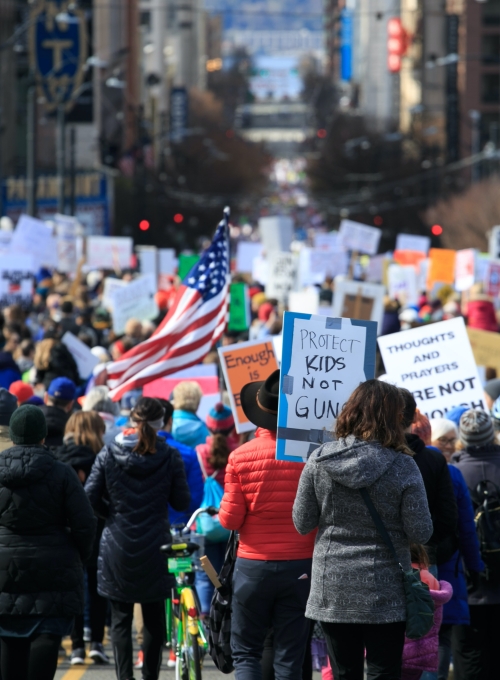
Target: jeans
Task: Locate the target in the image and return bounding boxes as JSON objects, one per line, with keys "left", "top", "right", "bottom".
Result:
{"left": 452, "top": 604, "right": 500, "bottom": 680}
{"left": 231, "top": 557, "right": 312, "bottom": 680}
{"left": 261, "top": 621, "right": 314, "bottom": 680}
{"left": 321, "top": 620, "right": 406, "bottom": 680}
{"left": 110, "top": 600, "right": 165, "bottom": 680}
{"left": 437, "top": 624, "right": 452, "bottom": 680}
{"left": 195, "top": 540, "right": 227, "bottom": 614}
{"left": 0, "top": 634, "right": 61, "bottom": 680}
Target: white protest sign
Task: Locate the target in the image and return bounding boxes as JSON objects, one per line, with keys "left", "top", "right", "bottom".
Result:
{"left": 298, "top": 248, "right": 349, "bottom": 286}
{"left": 258, "top": 216, "right": 294, "bottom": 253}
{"left": 54, "top": 215, "right": 79, "bottom": 273}
{"left": 158, "top": 248, "right": 178, "bottom": 289}
{"left": 378, "top": 317, "right": 485, "bottom": 420}
{"left": 455, "top": 249, "right": 476, "bottom": 292}
{"left": 10, "top": 214, "right": 57, "bottom": 269}
{"left": 489, "top": 226, "right": 500, "bottom": 259}
{"left": 61, "top": 331, "right": 100, "bottom": 379}
{"left": 236, "top": 242, "right": 263, "bottom": 272}
{"left": 265, "top": 252, "right": 297, "bottom": 301}
{"left": 0, "top": 255, "right": 35, "bottom": 307}
{"left": 276, "top": 312, "right": 377, "bottom": 461}
{"left": 332, "top": 280, "right": 385, "bottom": 335}
{"left": 395, "top": 234, "right": 430, "bottom": 254}
{"left": 102, "top": 277, "right": 127, "bottom": 311}
{"left": 388, "top": 264, "right": 418, "bottom": 305}
{"left": 288, "top": 289, "right": 319, "bottom": 314}
{"left": 314, "top": 232, "right": 340, "bottom": 250}
{"left": 338, "top": 219, "right": 381, "bottom": 255}
{"left": 476, "top": 255, "right": 491, "bottom": 285}
{"left": 86, "top": 236, "right": 133, "bottom": 270}
{"left": 137, "top": 246, "right": 158, "bottom": 285}
{"left": 365, "top": 254, "right": 388, "bottom": 283}
{"left": 252, "top": 256, "right": 268, "bottom": 285}
{"left": 417, "top": 258, "right": 430, "bottom": 293}
{"left": 111, "top": 274, "right": 159, "bottom": 334}
{"left": 0, "top": 232, "right": 12, "bottom": 256}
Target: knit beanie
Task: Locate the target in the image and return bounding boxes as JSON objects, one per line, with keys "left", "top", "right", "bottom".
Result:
{"left": 9, "top": 405, "right": 47, "bottom": 446}
{"left": 430, "top": 418, "right": 458, "bottom": 442}
{"left": 411, "top": 410, "right": 431, "bottom": 445}
{"left": 459, "top": 409, "right": 495, "bottom": 448}
{"left": 206, "top": 403, "right": 235, "bottom": 434}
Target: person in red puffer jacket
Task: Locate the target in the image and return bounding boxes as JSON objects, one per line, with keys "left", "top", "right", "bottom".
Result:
{"left": 463, "top": 284, "right": 499, "bottom": 332}
{"left": 219, "top": 369, "right": 316, "bottom": 680}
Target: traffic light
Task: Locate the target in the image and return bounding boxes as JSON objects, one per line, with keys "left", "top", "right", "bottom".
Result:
{"left": 139, "top": 220, "right": 150, "bottom": 231}
{"left": 431, "top": 224, "right": 443, "bottom": 236}
{"left": 387, "top": 18, "right": 408, "bottom": 73}
{"left": 173, "top": 213, "right": 184, "bottom": 224}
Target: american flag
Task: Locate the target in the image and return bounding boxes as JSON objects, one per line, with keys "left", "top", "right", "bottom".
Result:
{"left": 107, "top": 213, "right": 230, "bottom": 401}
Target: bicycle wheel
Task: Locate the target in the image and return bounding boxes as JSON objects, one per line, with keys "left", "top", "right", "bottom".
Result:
{"left": 184, "top": 632, "right": 201, "bottom": 680}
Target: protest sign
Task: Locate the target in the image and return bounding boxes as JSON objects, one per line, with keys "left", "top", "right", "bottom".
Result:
{"left": 54, "top": 215, "right": 79, "bottom": 274}
{"left": 178, "top": 254, "right": 200, "bottom": 280}
{"left": 236, "top": 242, "right": 263, "bottom": 272}
{"left": 111, "top": 274, "right": 159, "bottom": 333}
{"left": 427, "top": 248, "right": 456, "bottom": 289}
{"left": 61, "top": 332, "right": 100, "bottom": 379}
{"left": 158, "top": 249, "right": 178, "bottom": 289}
{"left": 0, "top": 256, "right": 35, "bottom": 308}
{"left": 10, "top": 215, "right": 57, "bottom": 269}
{"left": 258, "top": 216, "right": 294, "bottom": 253}
{"left": 378, "top": 317, "right": 485, "bottom": 420}
{"left": 489, "top": 226, "right": 500, "bottom": 259}
{"left": 265, "top": 252, "right": 298, "bottom": 302}
{"left": 365, "top": 254, "right": 388, "bottom": 283}
{"left": 338, "top": 219, "right": 381, "bottom": 255}
{"left": 388, "top": 264, "right": 418, "bottom": 306}
{"left": 298, "top": 248, "right": 349, "bottom": 286}
{"left": 393, "top": 250, "right": 427, "bottom": 269}
{"left": 219, "top": 339, "right": 279, "bottom": 434}
{"left": 475, "top": 254, "right": 491, "bottom": 285}
{"left": 395, "top": 234, "right": 430, "bottom": 254}
{"left": 228, "top": 283, "right": 251, "bottom": 332}
{"left": 484, "top": 261, "right": 500, "bottom": 297}
{"left": 455, "top": 249, "right": 476, "bottom": 292}
{"left": 86, "top": 236, "right": 133, "bottom": 271}
{"left": 0, "top": 232, "right": 12, "bottom": 257}
{"left": 276, "top": 312, "right": 377, "bottom": 461}
{"left": 314, "top": 232, "right": 340, "bottom": 250}
{"left": 102, "top": 277, "right": 127, "bottom": 311}
{"left": 252, "top": 256, "right": 268, "bottom": 285}
{"left": 332, "top": 281, "right": 385, "bottom": 334}
{"left": 467, "top": 327, "right": 500, "bottom": 375}
{"left": 137, "top": 246, "right": 158, "bottom": 283}
{"left": 288, "top": 289, "right": 319, "bottom": 315}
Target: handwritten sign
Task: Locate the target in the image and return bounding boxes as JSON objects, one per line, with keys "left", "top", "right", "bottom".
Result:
{"left": 388, "top": 264, "right": 418, "bottom": 306}
{"left": 378, "top": 317, "right": 485, "bottom": 420}
{"left": 276, "top": 312, "right": 377, "bottom": 461}
{"left": 54, "top": 215, "right": 79, "bottom": 273}
{"left": 427, "top": 248, "right": 456, "bottom": 289}
{"left": 10, "top": 214, "right": 57, "bottom": 269}
{"left": 86, "top": 236, "right": 133, "bottom": 271}
{"left": 395, "top": 234, "right": 430, "bottom": 254}
{"left": 338, "top": 219, "right": 381, "bottom": 255}
{"left": 455, "top": 249, "right": 476, "bottom": 292}
{"left": 218, "top": 339, "right": 279, "bottom": 433}
{"left": 110, "top": 274, "right": 159, "bottom": 334}
{"left": 0, "top": 255, "right": 35, "bottom": 308}
{"left": 265, "top": 252, "right": 298, "bottom": 302}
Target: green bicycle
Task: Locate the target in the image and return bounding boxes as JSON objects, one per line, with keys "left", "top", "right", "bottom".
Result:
{"left": 161, "top": 506, "right": 217, "bottom": 680}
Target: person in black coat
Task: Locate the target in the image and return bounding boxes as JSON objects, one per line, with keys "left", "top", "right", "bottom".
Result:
{"left": 39, "top": 377, "right": 76, "bottom": 449}
{"left": 85, "top": 397, "right": 191, "bottom": 680}
{"left": 400, "top": 389, "right": 458, "bottom": 567}
{"left": 0, "top": 405, "right": 96, "bottom": 680}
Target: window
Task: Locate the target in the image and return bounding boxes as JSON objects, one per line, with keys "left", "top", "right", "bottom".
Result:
{"left": 483, "top": 0, "right": 500, "bottom": 26}
{"left": 140, "top": 11, "right": 151, "bottom": 30}
{"left": 482, "top": 73, "right": 500, "bottom": 103}
{"left": 482, "top": 34, "right": 500, "bottom": 63}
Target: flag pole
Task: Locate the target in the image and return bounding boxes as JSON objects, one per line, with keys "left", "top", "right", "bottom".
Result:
{"left": 219, "top": 206, "right": 231, "bottom": 404}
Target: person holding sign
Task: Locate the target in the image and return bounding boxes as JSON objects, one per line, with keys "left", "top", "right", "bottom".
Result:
{"left": 293, "top": 380, "right": 433, "bottom": 680}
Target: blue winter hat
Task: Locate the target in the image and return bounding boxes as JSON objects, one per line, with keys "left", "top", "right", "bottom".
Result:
{"left": 36, "top": 268, "right": 52, "bottom": 284}
{"left": 47, "top": 377, "right": 76, "bottom": 401}
{"left": 446, "top": 406, "right": 468, "bottom": 426}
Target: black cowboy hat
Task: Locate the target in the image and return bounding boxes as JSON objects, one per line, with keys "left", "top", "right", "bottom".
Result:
{"left": 240, "top": 369, "right": 280, "bottom": 431}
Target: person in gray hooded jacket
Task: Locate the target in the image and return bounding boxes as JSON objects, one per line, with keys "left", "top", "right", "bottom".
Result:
{"left": 293, "top": 379, "right": 433, "bottom": 680}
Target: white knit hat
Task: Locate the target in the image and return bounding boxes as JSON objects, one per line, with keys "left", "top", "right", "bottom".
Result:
{"left": 430, "top": 418, "right": 458, "bottom": 442}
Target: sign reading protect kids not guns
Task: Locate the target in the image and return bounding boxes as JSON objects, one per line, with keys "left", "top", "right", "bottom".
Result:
{"left": 378, "top": 317, "right": 485, "bottom": 420}
{"left": 276, "top": 312, "right": 377, "bottom": 462}
{"left": 218, "top": 339, "right": 279, "bottom": 434}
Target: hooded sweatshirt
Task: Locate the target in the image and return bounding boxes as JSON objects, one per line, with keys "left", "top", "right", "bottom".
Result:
{"left": 293, "top": 435, "right": 433, "bottom": 624}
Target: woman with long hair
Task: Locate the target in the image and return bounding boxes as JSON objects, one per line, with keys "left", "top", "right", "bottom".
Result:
{"left": 85, "top": 397, "right": 190, "bottom": 680}
{"left": 56, "top": 411, "right": 109, "bottom": 665}
{"left": 293, "top": 379, "right": 433, "bottom": 680}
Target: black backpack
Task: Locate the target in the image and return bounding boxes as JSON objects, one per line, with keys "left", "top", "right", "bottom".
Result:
{"left": 471, "top": 480, "right": 500, "bottom": 581}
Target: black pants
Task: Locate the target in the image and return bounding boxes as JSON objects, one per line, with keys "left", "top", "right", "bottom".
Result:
{"left": 261, "top": 621, "right": 314, "bottom": 680}
{"left": 71, "top": 565, "right": 108, "bottom": 648}
{"left": 0, "top": 634, "right": 61, "bottom": 680}
{"left": 452, "top": 603, "right": 500, "bottom": 680}
{"left": 230, "top": 557, "right": 312, "bottom": 680}
{"left": 110, "top": 600, "right": 165, "bottom": 680}
{"left": 321, "top": 620, "right": 406, "bottom": 680}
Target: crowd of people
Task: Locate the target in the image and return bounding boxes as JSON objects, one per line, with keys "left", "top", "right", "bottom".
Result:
{"left": 0, "top": 255, "right": 498, "bottom": 680}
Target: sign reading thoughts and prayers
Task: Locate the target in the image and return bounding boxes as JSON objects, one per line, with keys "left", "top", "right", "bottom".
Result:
{"left": 378, "top": 317, "right": 485, "bottom": 420}
{"left": 276, "top": 312, "right": 377, "bottom": 461}
{"left": 218, "top": 339, "right": 279, "bottom": 433}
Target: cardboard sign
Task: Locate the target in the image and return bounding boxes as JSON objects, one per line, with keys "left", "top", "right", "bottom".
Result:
{"left": 484, "top": 261, "right": 500, "bottom": 297}
{"left": 0, "top": 255, "right": 35, "bottom": 308}
{"left": 61, "top": 331, "right": 100, "bottom": 379}
{"left": 228, "top": 282, "right": 251, "bottom": 332}
{"left": 10, "top": 214, "right": 57, "bottom": 269}
{"left": 378, "top": 317, "right": 485, "bottom": 420}
{"left": 258, "top": 216, "right": 294, "bottom": 253}
{"left": 276, "top": 312, "right": 377, "bottom": 461}
{"left": 178, "top": 254, "right": 200, "bottom": 281}
{"left": 86, "top": 236, "right": 133, "bottom": 271}
{"left": 455, "top": 249, "right": 476, "bottom": 292}
{"left": 218, "top": 339, "right": 279, "bottom": 434}
{"left": 395, "top": 234, "right": 430, "bottom": 254}
{"left": 265, "top": 252, "right": 298, "bottom": 302}
{"left": 388, "top": 264, "right": 418, "bottom": 306}
{"left": 111, "top": 274, "right": 159, "bottom": 334}
{"left": 236, "top": 242, "right": 263, "bottom": 273}
{"left": 332, "top": 281, "right": 385, "bottom": 334}
{"left": 427, "top": 248, "right": 456, "bottom": 289}
{"left": 338, "top": 219, "right": 381, "bottom": 255}
{"left": 467, "top": 327, "right": 500, "bottom": 374}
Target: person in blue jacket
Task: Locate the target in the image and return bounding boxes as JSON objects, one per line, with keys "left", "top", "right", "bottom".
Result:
{"left": 171, "top": 381, "right": 210, "bottom": 448}
{"left": 433, "top": 428, "right": 485, "bottom": 680}
{"left": 157, "top": 398, "right": 204, "bottom": 527}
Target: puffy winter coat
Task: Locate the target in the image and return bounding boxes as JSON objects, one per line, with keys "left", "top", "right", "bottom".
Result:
{"left": 85, "top": 437, "right": 191, "bottom": 603}
{"left": 402, "top": 579, "right": 453, "bottom": 672}
{"left": 293, "top": 435, "right": 433, "bottom": 624}
{"left": 0, "top": 445, "right": 96, "bottom": 617}
{"left": 438, "top": 465, "right": 484, "bottom": 625}
{"left": 465, "top": 299, "right": 498, "bottom": 333}
{"left": 172, "top": 410, "right": 210, "bottom": 449}
{"left": 219, "top": 427, "right": 315, "bottom": 560}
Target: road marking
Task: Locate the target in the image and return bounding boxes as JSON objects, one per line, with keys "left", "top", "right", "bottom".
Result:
{"left": 59, "top": 669, "right": 87, "bottom": 680}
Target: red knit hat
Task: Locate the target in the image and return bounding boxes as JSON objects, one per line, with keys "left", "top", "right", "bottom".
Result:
{"left": 206, "top": 403, "right": 235, "bottom": 434}
{"left": 9, "top": 381, "right": 34, "bottom": 405}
